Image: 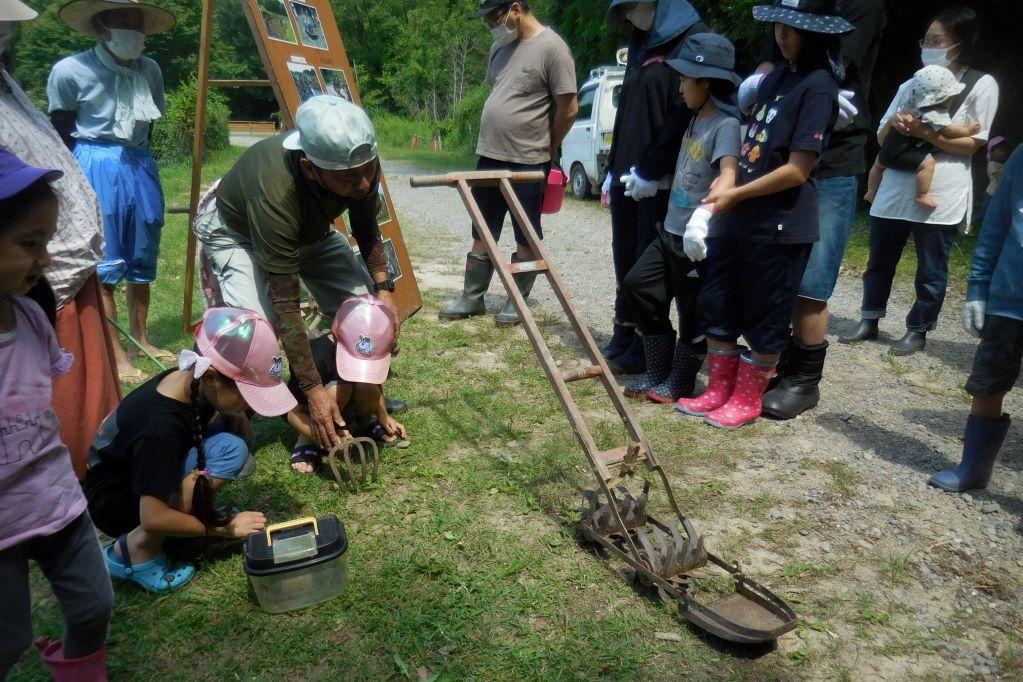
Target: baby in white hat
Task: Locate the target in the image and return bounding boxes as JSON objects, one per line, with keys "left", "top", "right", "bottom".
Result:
{"left": 865, "top": 65, "right": 981, "bottom": 209}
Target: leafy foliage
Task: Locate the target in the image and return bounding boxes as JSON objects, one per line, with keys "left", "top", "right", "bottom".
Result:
{"left": 151, "top": 76, "right": 231, "bottom": 161}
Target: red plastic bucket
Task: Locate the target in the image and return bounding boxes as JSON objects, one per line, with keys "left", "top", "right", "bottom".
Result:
{"left": 541, "top": 168, "right": 568, "bottom": 214}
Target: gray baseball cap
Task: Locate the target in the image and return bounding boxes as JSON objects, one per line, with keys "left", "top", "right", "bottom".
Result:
{"left": 282, "top": 96, "right": 378, "bottom": 171}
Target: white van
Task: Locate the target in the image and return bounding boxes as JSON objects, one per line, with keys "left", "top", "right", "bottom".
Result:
{"left": 560, "top": 53, "right": 626, "bottom": 200}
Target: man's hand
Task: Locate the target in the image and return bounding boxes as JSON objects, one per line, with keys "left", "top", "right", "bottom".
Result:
{"left": 216, "top": 511, "right": 267, "bottom": 539}
{"left": 382, "top": 415, "right": 408, "bottom": 440}
{"left": 305, "top": 384, "right": 343, "bottom": 448}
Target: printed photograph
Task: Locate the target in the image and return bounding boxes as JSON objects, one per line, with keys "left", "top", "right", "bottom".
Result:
{"left": 287, "top": 62, "right": 324, "bottom": 102}
{"left": 290, "top": 1, "right": 328, "bottom": 50}
{"left": 320, "top": 67, "right": 352, "bottom": 101}
{"left": 383, "top": 239, "right": 402, "bottom": 282}
{"left": 376, "top": 184, "right": 392, "bottom": 226}
{"left": 256, "top": 0, "right": 297, "bottom": 44}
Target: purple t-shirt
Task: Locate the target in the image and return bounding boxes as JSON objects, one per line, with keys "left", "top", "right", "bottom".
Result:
{"left": 0, "top": 295, "right": 84, "bottom": 551}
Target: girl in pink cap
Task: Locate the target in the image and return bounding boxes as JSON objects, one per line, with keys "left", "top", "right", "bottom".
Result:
{"left": 82, "top": 306, "right": 297, "bottom": 593}
{"left": 0, "top": 149, "right": 114, "bottom": 680}
{"left": 286, "top": 294, "right": 408, "bottom": 474}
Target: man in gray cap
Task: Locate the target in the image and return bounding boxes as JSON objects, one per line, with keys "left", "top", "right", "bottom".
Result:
{"left": 194, "top": 95, "right": 398, "bottom": 451}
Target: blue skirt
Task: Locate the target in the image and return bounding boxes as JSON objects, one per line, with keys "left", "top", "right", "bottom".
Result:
{"left": 74, "top": 142, "right": 164, "bottom": 285}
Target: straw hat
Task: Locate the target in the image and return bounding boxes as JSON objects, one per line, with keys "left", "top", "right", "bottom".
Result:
{"left": 59, "top": 0, "right": 175, "bottom": 37}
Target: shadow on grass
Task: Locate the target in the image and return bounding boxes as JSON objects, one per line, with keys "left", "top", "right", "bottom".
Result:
{"left": 817, "top": 411, "right": 1023, "bottom": 534}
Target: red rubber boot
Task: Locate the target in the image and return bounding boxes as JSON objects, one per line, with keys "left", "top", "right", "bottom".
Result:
{"left": 36, "top": 638, "right": 108, "bottom": 682}
{"left": 704, "top": 357, "right": 776, "bottom": 430}
{"left": 675, "top": 349, "right": 741, "bottom": 417}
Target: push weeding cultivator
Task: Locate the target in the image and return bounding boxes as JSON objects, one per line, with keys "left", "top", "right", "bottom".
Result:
{"left": 411, "top": 170, "right": 796, "bottom": 643}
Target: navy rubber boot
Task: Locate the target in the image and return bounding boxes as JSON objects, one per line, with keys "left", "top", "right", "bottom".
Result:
{"left": 610, "top": 334, "right": 646, "bottom": 375}
{"left": 602, "top": 324, "right": 635, "bottom": 361}
{"left": 623, "top": 333, "right": 675, "bottom": 397}
{"left": 928, "top": 414, "right": 1011, "bottom": 492}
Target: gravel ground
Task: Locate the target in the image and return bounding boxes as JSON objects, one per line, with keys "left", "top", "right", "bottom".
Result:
{"left": 385, "top": 159, "right": 1023, "bottom": 678}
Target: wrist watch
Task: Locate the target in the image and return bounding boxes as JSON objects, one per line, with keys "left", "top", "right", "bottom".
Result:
{"left": 374, "top": 278, "right": 396, "bottom": 293}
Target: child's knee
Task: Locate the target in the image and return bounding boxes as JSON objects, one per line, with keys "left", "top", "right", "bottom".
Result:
{"left": 66, "top": 580, "right": 114, "bottom": 631}
{"left": 202, "top": 432, "right": 253, "bottom": 481}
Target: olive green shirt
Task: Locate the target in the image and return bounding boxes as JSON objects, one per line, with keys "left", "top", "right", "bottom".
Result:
{"left": 216, "top": 135, "right": 382, "bottom": 275}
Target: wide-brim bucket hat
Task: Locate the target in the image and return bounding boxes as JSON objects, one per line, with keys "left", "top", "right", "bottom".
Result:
{"left": 753, "top": 0, "right": 853, "bottom": 35}
{"left": 0, "top": 0, "right": 37, "bottom": 22}
{"left": 912, "top": 65, "right": 965, "bottom": 108}
{"left": 667, "top": 32, "right": 742, "bottom": 86}
{"left": 59, "top": 0, "right": 175, "bottom": 37}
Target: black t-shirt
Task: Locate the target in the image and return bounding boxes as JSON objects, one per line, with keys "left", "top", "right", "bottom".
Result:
{"left": 757, "top": 0, "right": 886, "bottom": 178}
{"left": 85, "top": 370, "right": 212, "bottom": 500}
{"left": 287, "top": 334, "right": 341, "bottom": 406}
{"left": 722, "top": 67, "right": 837, "bottom": 244}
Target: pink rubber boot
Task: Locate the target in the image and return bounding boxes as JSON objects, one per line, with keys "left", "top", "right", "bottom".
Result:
{"left": 36, "top": 638, "right": 108, "bottom": 682}
{"left": 675, "top": 349, "right": 741, "bottom": 416}
{"left": 704, "top": 356, "right": 776, "bottom": 430}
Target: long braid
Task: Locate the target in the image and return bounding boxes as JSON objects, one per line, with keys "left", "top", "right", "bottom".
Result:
{"left": 190, "top": 377, "right": 228, "bottom": 528}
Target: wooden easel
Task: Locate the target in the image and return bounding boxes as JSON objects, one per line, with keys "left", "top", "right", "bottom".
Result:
{"left": 181, "top": 0, "right": 422, "bottom": 332}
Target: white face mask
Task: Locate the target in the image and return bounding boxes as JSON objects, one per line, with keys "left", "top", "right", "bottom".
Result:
{"left": 921, "top": 45, "right": 958, "bottom": 69}
{"left": 626, "top": 3, "right": 656, "bottom": 32}
{"left": 490, "top": 18, "right": 517, "bottom": 49}
{"left": 0, "top": 22, "right": 14, "bottom": 56}
{"left": 104, "top": 28, "right": 146, "bottom": 61}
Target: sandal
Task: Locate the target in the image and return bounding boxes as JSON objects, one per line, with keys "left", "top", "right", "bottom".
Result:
{"left": 370, "top": 422, "right": 410, "bottom": 449}
{"left": 104, "top": 535, "right": 195, "bottom": 594}
{"left": 291, "top": 444, "right": 325, "bottom": 475}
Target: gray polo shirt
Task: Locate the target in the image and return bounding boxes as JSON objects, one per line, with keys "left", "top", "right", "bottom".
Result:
{"left": 476, "top": 28, "right": 577, "bottom": 165}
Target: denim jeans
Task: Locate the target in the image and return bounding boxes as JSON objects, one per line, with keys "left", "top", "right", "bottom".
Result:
{"left": 861, "top": 216, "right": 960, "bottom": 331}
{"left": 798, "top": 175, "right": 860, "bottom": 301}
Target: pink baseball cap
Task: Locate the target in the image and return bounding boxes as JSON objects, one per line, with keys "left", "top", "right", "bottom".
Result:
{"left": 194, "top": 307, "right": 298, "bottom": 417}
{"left": 332, "top": 295, "right": 395, "bottom": 384}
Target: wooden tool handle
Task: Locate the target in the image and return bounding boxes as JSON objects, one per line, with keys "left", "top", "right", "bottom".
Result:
{"left": 409, "top": 170, "right": 546, "bottom": 188}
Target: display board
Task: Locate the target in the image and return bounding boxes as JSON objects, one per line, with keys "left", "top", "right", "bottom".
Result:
{"left": 240, "top": 0, "right": 421, "bottom": 320}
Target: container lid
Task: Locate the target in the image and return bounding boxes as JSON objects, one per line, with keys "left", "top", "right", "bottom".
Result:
{"left": 244, "top": 515, "right": 348, "bottom": 575}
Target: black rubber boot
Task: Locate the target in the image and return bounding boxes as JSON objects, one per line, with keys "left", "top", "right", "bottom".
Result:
{"left": 646, "top": 340, "right": 706, "bottom": 403}
{"left": 495, "top": 253, "right": 539, "bottom": 327}
{"left": 610, "top": 334, "right": 646, "bottom": 375}
{"left": 766, "top": 334, "right": 793, "bottom": 393}
{"left": 929, "top": 414, "right": 1011, "bottom": 492}
{"left": 761, "top": 340, "right": 828, "bottom": 420}
{"left": 890, "top": 330, "right": 926, "bottom": 356}
{"left": 623, "top": 333, "right": 675, "bottom": 397}
{"left": 439, "top": 253, "right": 494, "bottom": 320}
{"left": 384, "top": 397, "right": 408, "bottom": 414}
{"left": 838, "top": 319, "right": 879, "bottom": 344}
{"left": 602, "top": 324, "right": 635, "bottom": 360}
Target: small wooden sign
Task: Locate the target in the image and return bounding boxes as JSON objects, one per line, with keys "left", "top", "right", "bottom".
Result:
{"left": 240, "top": 0, "right": 422, "bottom": 320}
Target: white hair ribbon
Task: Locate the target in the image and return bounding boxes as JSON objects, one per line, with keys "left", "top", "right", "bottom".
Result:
{"left": 179, "top": 349, "right": 213, "bottom": 379}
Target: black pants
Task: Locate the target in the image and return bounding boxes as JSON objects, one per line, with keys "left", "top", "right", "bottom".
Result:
{"left": 699, "top": 237, "right": 813, "bottom": 355}
{"left": 861, "top": 216, "right": 959, "bottom": 332}
{"left": 470, "top": 156, "right": 550, "bottom": 247}
{"left": 609, "top": 185, "right": 670, "bottom": 325}
{"left": 623, "top": 223, "right": 705, "bottom": 339}
{"left": 0, "top": 513, "right": 114, "bottom": 677}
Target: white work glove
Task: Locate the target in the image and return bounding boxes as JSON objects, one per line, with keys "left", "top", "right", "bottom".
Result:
{"left": 962, "top": 300, "right": 986, "bottom": 338}
{"left": 836, "top": 89, "right": 858, "bottom": 130}
{"left": 738, "top": 73, "right": 765, "bottom": 116}
{"left": 683, "top": 206, "right": 712, "bottom": 262}
{"left": 620, "top": 166, "right": 659, "bottom": 201}
{"left": 601, "top": 172, "right": 612, "bottom": 210}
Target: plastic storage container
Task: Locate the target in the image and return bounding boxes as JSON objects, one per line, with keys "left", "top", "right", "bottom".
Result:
{"left": 541, "top": 167, "right": 568, "bottom": 214}
{"left": 244, "top": 515, "right": 349, "bottom": 614}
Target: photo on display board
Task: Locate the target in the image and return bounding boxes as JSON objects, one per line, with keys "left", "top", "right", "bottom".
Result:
{"left": 289, "top": 1, "right": 328, "bottom": 50}
{"left": 383, "top": 239, "right": 403, "bottom": 282}
{"left": 287, "top": 62, "right": 324, "bottom": 102}
{"left": 257, "top": 0, "right": 297, "bottom": 43}
{"left": 376, "top": 184, "right": 392, "bottom": 226}
{"left": 320, "top": 67, "right": 352, "bottom": 101}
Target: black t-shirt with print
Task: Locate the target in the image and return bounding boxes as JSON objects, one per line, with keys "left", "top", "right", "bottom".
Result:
{"left": 721, "top": 67, "right": 837, "bottom": 244}
{"left": 287, "top": 334, "right": 341, "bottom": 406}
{"left": 85, "top": 370, "right": 213, "bottom": 501}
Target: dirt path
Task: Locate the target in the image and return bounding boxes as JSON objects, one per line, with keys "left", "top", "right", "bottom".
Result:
{"left": 384, "top": 159, "right": 1023, "bottom": 679}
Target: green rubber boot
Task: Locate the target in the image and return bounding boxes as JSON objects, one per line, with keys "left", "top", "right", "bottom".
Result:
{"left": 495, "top": 253, "right": 539, "bottom": 327}
{"left": 439, "top": 252, "right": 494, "bottom": 320}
